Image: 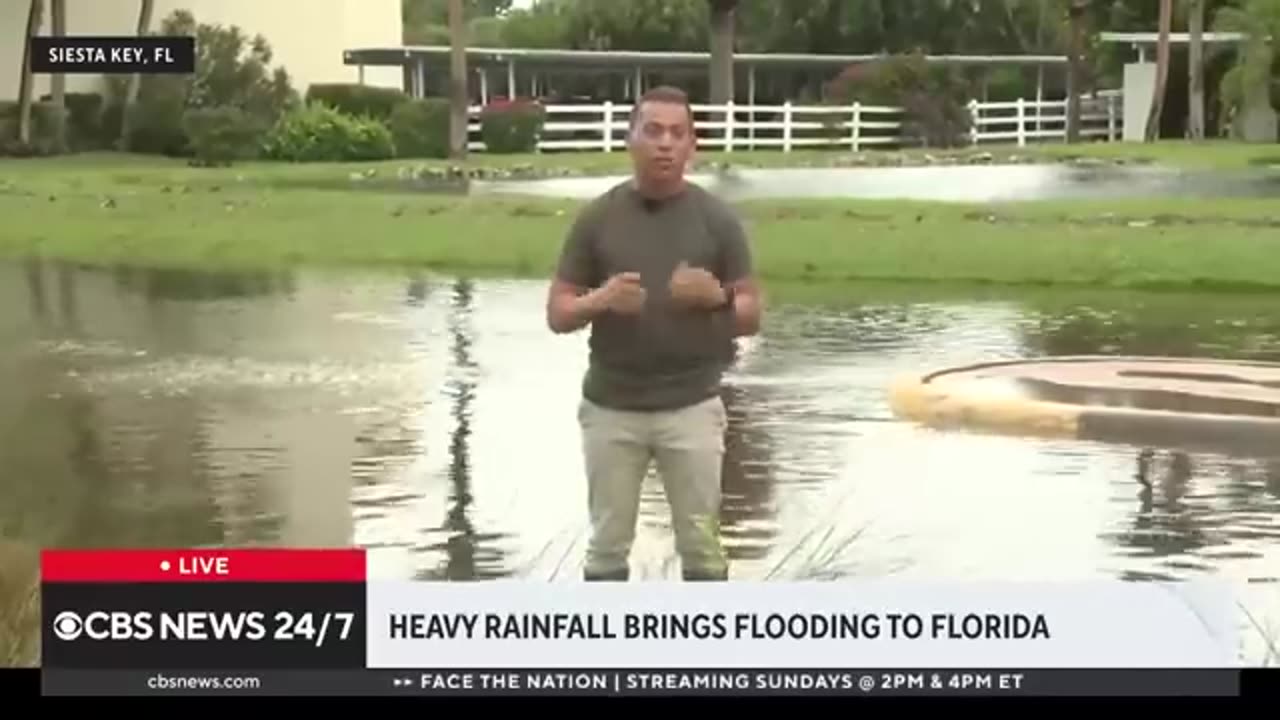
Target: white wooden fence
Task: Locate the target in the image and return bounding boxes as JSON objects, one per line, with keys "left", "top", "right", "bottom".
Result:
{"left": 466, "top": 91, "right": 1121, "bottom": 153}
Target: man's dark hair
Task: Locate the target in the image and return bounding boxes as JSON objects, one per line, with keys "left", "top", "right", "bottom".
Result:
{"left": 629, "top": 85, "right": 695, "bottom": 130}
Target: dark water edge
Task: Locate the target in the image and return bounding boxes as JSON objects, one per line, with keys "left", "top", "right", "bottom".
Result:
{"left": 1, "top": 259, "right": 1277, "bottom": 666}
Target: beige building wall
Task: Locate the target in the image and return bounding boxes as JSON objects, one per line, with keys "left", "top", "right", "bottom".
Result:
{"left": 1, "top": 0, "right": 402, "bottom": 101}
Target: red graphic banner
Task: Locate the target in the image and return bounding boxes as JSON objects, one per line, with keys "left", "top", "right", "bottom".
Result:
{"left": 41, "top": 548, "right": 365, "bottom": 583}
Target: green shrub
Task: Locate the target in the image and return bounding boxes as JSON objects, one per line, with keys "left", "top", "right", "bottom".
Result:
{"left": 306, "top": 83, "right": 408, "bottom": 121}
{"left": 479, "top": 98, "right": 544, "bottom": 153}
{"left": 97, "top": 9, "right": 298, "bottom": 156}
{"left": 261, "top": 102, "right": 395, "bottom": 162}
{"left": 0, "top": 100, "right": 69, "bottom": 156}
{"left": 183, "top": 106, "right": 264, "bottom": 166}
{"left": 122, "top": 79, "right": 191, "bottom": 155}
{"left": 827, "top": 51, "right": 976, "bottom": 148}
{"left": 388, "top": 98, "right": 450, "bottom": 158}
{"left": 38, "top": 92, "right": 111, "bottom": 150}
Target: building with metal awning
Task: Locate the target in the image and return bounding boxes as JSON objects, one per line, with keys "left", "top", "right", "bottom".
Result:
{"left": 1096, "top": 31, "right": 1275, "bottom": 142}
{"left": 342, "top": 45, "right": 1071, "bottom": 106}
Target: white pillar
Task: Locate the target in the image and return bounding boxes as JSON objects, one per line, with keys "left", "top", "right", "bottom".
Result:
{"left": 1122, "top": 62, "right": 1157, "bottom": 142}
{"left": 1035, "top": 65, "right": 1044, "bottom": 132}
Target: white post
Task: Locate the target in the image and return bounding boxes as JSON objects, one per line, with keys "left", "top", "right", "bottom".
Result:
{"left": 1035, "top": 66, "right": 1044, "bottom": 132}
{"left": 603, "top": 102, "right": 614, "bottom": 152}
{"left": 724, "top": 101, "right": 735, "bottom": 152}
{"left": 1016, "top": 97, "right": 1026, "bottom": 147}
{"left": 968, "top": 99, "right": 979, "bottom": 145}
{"left": 507, "top": 61, "right": 516, "bottom": 99}
{"left": 1108, "top": 94, "right": 1118, "bottom": 141}
{"left": 782, "top": 101, "right": 793, "bottom": 153}
{"left": 851, "top": 101, "right": 861, "bottom": 151}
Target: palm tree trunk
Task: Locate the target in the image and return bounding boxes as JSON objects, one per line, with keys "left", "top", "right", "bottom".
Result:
{"left": 448, "top": 0, "right": 468, "bottom": 160}
{"left": 1065, "top": 0, "right": 1087, "bottom": 143}
{"left": 17, "top": 0, "right": 45, "bottom": 147}
{"left": 708, "top": 1, "right": 736, "bottom": 105}
{"left": 119, "top": 0, "right": 155, "bottom": 151}
{"left": 1145, "top": 0, "right": 1173, "bottom": 141}
{"left": 50, "top": 0, "right": 67, "bottom": 152}
{"left": 1187, "top": 0, "right": 1206, "bottom": 140}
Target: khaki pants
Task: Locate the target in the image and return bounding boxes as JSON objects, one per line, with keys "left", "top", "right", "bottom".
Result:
{"left": 578, "top": 395, "right": 728, "bottom": 581}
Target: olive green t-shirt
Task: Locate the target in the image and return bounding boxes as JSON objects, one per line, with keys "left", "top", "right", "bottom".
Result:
{"left": 555, "top": 180, "right": 753, "bottom": 412}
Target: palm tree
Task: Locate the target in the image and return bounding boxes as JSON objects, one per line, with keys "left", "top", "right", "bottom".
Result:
{"left": 1145, "top": 0, "right": 1173, "bottom": 141}
{"left": 708, "top": 0, "right": 737, "bottom": 105}
{"left": 50, "top": 0, "right": 66, "bottom": 152}
{"left": 448, "top": 0, "right": 468, "bottom": 160}
{"left": 1187, "top": 0, "right": 1206, "bottom": 140}
{"left": 1065, "top": 0, "right": 1089, "bottom": 143}
{"left": 119, "top": 0, "right": 155, "bottom": 151}
{"left": 16, "top": 0, "right": 44, "bottom": 147}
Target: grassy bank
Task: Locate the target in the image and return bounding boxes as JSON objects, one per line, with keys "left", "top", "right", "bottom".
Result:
{"left": 3, "top": 151, "right": 1280, "bottom": 291}
{"left": 0, "top": 541, "right": 39, "bottom": 668}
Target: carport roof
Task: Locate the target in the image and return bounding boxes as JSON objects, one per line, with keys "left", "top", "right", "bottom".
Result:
{"left": 343, "top": 45, "right": 1069, "bottom": 71}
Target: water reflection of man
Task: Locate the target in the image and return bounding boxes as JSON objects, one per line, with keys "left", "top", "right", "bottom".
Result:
{"left": 545, "top": 86, "right": 764, "bottom": 581}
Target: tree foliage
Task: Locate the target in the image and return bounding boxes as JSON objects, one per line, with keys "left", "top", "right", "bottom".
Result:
{"left": 110, "top": 9, "right": 297, "bottom": 155}
{"left": 1212, "top": 0, "right": 1280, "bottom": 114}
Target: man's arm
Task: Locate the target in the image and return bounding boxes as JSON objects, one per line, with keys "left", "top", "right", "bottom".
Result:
{"left": 715, "top": 206, "right": 763, "bottom": 338}
{"left": 546, "top": 207, "right": 602, "bottom": 334}
{"left": 547, "top": 279, "right": 606, "bottom": 334}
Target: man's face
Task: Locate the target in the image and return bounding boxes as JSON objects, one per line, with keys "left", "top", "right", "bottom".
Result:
{"left": 628, "top": 100, "right": 695, "bottom": 184}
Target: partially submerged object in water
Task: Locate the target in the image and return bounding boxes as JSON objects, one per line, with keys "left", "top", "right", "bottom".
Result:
{"left": 889, "top": 356, "right": 1280, "bottom": 457}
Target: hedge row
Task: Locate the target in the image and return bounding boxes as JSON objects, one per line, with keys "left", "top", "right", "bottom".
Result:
{"left": 1, "top": 84, "right": 548, "bottom": 166}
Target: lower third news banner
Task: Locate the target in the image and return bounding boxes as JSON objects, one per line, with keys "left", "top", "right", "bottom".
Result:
{"left": 39, "top": 549, "right": 1250, "bottom": 696}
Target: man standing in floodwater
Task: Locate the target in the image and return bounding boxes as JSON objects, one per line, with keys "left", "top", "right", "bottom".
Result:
{"left": 545, "top": 86, "right": 764, "bottom": 581}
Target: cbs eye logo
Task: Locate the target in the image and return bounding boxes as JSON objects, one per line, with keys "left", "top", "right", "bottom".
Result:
{"left": 52, "top": 611, "right": 85, "bottom": 641}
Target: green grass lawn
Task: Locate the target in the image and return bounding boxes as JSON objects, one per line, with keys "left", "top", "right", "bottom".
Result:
{"left": 3, "top": 149, "right": 1279, "bottom": 291}
{"left": 1017, "top": 139, "right": 1280, "bottom": 169}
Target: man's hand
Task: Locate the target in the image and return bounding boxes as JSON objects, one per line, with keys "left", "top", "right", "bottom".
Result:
{"left": 597, "top": 271, "right": 647, "bottom": 315}
{"left": 546, "top": 272, "right": 646, "bottom": 334}
{"left": 668, "top": 261, "right": 725, "bottom": 310}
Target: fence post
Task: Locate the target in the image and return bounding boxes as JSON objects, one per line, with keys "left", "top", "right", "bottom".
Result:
{"left": 1107, "top": 94, "right": 1117, "bottom": 141}
{"left": 724, "top": 101, "right": 735, "bottom": 153}
{"left": 782, "top": 101, "right": 793, "bottom": 153}
{"left": 968, "top": 99, "right": 979, "bottom": 145}
{"left": 851, "top": 102, "right": 861, "bottom": 151}
{"left": 1016, "top": 97, "right": 1026, "bottom": 147}
{"left": 602, "top": 101, "right": 614, "bottom": 152}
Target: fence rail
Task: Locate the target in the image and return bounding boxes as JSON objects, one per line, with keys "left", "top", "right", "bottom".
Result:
{"left": 464, "top": 91, "right": 1122, "bottom": 153}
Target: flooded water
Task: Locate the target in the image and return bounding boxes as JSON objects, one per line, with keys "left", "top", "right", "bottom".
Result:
{"left": 472, "top": 164, "right": 1280, "bottom": 202}
{"left": 2, "top": 260, "right": 1278, "bottom": 665}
